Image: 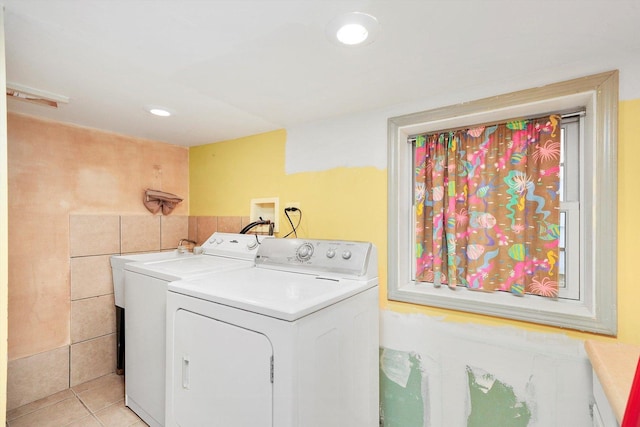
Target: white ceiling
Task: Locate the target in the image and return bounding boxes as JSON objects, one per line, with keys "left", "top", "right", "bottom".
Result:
{"left": 4, "top": 0, "right": 640, "bottom": 147}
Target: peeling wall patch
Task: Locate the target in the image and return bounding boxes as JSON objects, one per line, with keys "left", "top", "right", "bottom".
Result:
{"left": 467, "top": 366, "right": 532, "bottom": 427}
{"left": 380, "top": 348, "right": 425, "bottom": 427}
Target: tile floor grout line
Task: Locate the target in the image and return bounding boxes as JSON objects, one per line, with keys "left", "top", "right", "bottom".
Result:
{"left": 8, "top": 373, "right": 134, "bottom": 427}
{"left": 60, "top": 411, "right": 103, "bottom": 427}
{"left": 6, "top": 394, "right": 79, "bottom": 425}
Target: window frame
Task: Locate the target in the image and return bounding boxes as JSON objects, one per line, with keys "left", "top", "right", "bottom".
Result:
{"left": 557, "top": 116, "right": 582, "bottom": 300}
{"left": 387, "top": 71, "right": 618, "bottom": 335}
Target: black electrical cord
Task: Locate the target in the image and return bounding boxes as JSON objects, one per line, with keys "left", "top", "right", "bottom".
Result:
{"left": 282, "top": 207, "right": 302, "bottom": 238}
{"left": 239, "top": 217, "right": 273, "bottom": 235}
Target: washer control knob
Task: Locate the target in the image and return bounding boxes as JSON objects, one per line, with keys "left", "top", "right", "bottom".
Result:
{"left": 216, "top": 238, "right": 224, "bottom": 244}
{"left": 326, "top": 249, "right": 336, "bottom": 259}
{"left": 247, "top": 239, "right": 258, "bottom": 250}
{"left": 342, "top": 250, "right": 352, "bottom": 260}
{"left": 296, "top": 243, "right": 314, "bottom": 261}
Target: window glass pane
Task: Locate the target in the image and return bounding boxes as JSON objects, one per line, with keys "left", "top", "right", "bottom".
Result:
{"left": 558, "top": 211, "right": 566, "bottom": 289}
{"left": 559, "top": 127, "right": 565, "bottom": 202}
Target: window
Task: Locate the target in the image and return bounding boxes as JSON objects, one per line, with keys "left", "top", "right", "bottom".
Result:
{"left": 387, "top": 71, "right": 618, "bottom": 335}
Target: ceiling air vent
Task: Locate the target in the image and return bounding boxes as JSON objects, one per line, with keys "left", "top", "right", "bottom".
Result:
{"left": 6, "top": 82, "right": 69, "bottom": 108}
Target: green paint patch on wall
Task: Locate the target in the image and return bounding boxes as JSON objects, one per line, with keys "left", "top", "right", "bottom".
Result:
{"left": 466, "top": 366, "right": 531, "bottom": 427}
{"left": 379, "top": 348, "right": 424, "bottom": 427}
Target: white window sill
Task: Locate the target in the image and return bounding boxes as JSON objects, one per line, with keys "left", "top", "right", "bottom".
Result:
{"left": 391, "top": 281, "right": 612, "bottom": 334}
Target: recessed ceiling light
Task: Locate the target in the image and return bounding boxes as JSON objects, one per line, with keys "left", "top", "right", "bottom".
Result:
{"left": 145, "top": 105, "right": 173, "bottom": 117}
{"left": 336, "top": 23, "right": 369, "bottom": 45}
{"left": 326, "top": 12, "right": 380, "bottom": 46}
{"left": 149, "top": 108, "right": 171, "bottom": 117}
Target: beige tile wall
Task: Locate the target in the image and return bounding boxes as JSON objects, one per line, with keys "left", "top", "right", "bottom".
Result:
{"left": 69, "top": 215, "right": 120, "bottom": 258}
{"left": 7, "top": 114, "right": 191, "bottom": 412}
{"left": 70, "top": 255, "right": 113, "bottom": 300}
{"left": 120, "top": 216, "right": 161, "bottom": 253}
{"left": 190, "top": 215, "right": 251, "bottom": 245}
{"left": 70, "top": 335, "right": 117, "bottom": 387}
{"left": 68, "top": 214, "right": 121, "bottom": 390}
{"left": 6, "top": 347, "right": 70, "bottom": 410}
{"left": 71, "top": 295, "right": 116, "bottom": 344}
{"left": 7, "top": 212, "right": 245, "bottom": 410}
{"left": 68, "top": 214, "right": 191, "bottom": 389}
{"left": 161, "top": 216, "right": 189, "bottom": 250}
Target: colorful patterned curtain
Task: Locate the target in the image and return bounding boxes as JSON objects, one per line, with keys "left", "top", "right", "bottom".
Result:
{"left": 414, "top": 115, "right": 561, "bottom": 297}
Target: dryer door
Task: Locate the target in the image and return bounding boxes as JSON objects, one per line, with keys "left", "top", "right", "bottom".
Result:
{"left": 172, "top": 309, "right": 273, "bottom": 427}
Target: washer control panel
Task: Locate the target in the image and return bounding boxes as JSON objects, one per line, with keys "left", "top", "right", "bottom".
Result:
{"left": 256, "top": 238, "right": 375, "bottom": 278}
{"left": 201, "top": 232, "right": 271, "bottom": 260}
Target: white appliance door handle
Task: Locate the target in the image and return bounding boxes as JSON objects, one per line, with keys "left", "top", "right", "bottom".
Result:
{"left": 182, "top": 356, "right": 190, "bottom": 389}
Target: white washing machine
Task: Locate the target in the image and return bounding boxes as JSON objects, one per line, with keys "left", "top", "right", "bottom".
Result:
{"left": 123, "top": 232, "right": 270, "bottom": 427}
{"left": 165, "top": 238, "right": 379, "bottom": 427}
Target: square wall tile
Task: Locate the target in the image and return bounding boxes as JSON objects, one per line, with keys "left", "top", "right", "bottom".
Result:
{"left": 71, "top": 255, "right": 113, "bottom": 300}
{"left": 70, "top": 334, "right": 116, "bottom": 387}
{"left": 161, "top": 215, "right": 189, "bottom": 250}
{"left": 195, "top": 216, "right": 217, "bottom": 244}
{"left": 217, "top": 216, "right": 242, "bottom": 233}
{"left": 7, "top": 346, "right": 69, "bottom": 411}
{"left": 120, "top": 215, "right": 161, "bottom": 253}
{"left": 71, "top": 295, "right": 116, "bottom": 344}
{"left": 70, "top": 215, "right": 120, "bottom": 257}
{"left": 188, "top": 216, "right": 198, "bottom": 242}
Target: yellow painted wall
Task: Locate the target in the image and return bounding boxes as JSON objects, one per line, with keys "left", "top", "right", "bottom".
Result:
{"left": 616, "top": 99, "right": 640, "bottom": 345}
{"left": 190, "top": 98, "right": 640, "bottom": 345}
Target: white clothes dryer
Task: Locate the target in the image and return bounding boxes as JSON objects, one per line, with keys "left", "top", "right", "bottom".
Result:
{"left": 165, "top": 238, "right": 379, "bottom": 427}
{"left": 123, "top": 232, "right": 270, "bottom": 427}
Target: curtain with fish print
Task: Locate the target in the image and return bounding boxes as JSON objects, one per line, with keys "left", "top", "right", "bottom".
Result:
{"left": 414, "top": 115, "right": 561, "bottom": 297}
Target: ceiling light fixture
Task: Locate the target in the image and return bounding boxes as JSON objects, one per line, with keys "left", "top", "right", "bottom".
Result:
{"left": 326, "top": 12, "right": 380, "bottom": 47}
{"left": 337, "top": 23, "right": 369, "bottom": 45}
{"left": 6, "top": 82, "right": 69, "bottom": 108}
{"left": 145, "top": 105, "right": 173, "bottom": 117}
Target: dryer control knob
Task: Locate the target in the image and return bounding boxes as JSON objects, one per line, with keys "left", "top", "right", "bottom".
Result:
{"left": 326, "top": 249, "right": 336, "bottom": 259}
{"left": 342, "top": 250, "right": 352, "bottom": 260}
{"left": 247, "top": 239, "right": 258, "bottom": 250}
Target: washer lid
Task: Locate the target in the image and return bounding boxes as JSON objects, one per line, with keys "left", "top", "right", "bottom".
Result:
{"left": 168, "top": 267, "right": 378, "bottom": 321}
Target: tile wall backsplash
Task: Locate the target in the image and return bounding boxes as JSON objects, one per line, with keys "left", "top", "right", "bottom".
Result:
{"left": 70, "top": 255, "right": 113, "bottom": 301}
{"left": 69, "top": 215, "right": 120, "bottom": 258}
{"left": 161, "top": 215, "right": 190, "bottom": 250}
{"left": 120, "top": 215, "right": 161, "bottom": 253}
{"left": 7, "top": 213, "right": 249, "bottom": 411}
{"left": 191, "top": 215, "right": 251, "bottom": 245}
{"left": 70, "top": 335, "right": 117, "bottom": 387}
{"left": 71, "top": 295, "right": 116, "bottom": 344}
{"left": 194, "top": 216, "right": 218, "bottom": 244}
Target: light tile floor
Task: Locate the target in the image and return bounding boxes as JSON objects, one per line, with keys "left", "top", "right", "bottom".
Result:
{"left": 6, "top": 373, "right": 147, "bottom": 427}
